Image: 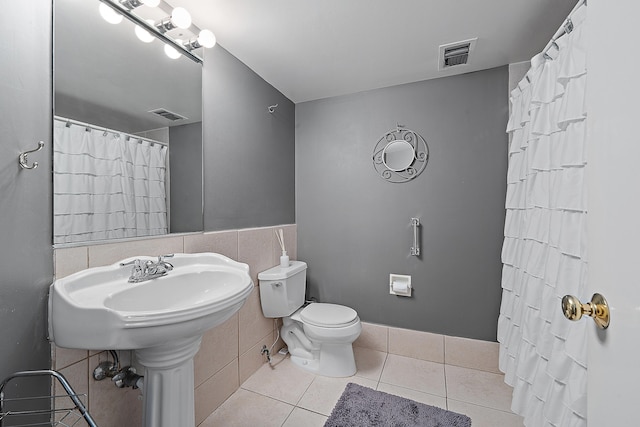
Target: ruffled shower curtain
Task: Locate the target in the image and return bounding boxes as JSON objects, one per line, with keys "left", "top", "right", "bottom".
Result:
{"left": 54, "top": 118, "right": 168, "bottom": 244}
{"left": 498, "top": 2, "right": 587, "bottom": 426}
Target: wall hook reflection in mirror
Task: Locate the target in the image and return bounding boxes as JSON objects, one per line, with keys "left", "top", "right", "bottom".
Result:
{"left": 268, "top": 104, "right": 278, "bottom": 113}
{"left": 18, "top": 141, "right": 45, "bottom": 170}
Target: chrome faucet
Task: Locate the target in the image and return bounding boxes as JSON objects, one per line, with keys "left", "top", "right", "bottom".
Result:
{"left": 120, "top": 254, "right": 174, "bottom": 283}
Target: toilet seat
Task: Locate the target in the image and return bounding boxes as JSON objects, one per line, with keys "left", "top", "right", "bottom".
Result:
{"left": 300, "top": 303, "right": 358, "bottom": 328}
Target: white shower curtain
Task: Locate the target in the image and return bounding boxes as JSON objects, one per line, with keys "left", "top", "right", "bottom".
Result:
{"left": 498, "top": 2, "right": 587, "bottom": 426}
{"left": 54, "top": 119, "right": 168, "bottom": 244}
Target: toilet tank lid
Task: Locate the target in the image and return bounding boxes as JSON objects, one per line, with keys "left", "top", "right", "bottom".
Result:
{"left": 258, "top": 260, "right": 307, "bottom": 280}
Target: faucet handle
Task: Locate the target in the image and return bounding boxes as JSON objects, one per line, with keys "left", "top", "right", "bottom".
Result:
{"left": 158, "top": 254, "right": 174, "bottom": 262}
{"left": 120, "top": 259, "right": 141, "bottom": 267}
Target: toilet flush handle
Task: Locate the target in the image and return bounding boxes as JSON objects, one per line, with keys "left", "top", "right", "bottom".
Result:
{"left": 272, "top": 282, "right": 282, "bottom": 288}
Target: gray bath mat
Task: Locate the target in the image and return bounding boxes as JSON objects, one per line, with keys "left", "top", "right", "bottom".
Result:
{"left": 324, "top": 383, "right": 471, "bottom": 427}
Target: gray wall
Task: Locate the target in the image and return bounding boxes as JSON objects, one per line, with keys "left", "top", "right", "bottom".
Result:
{"left": 0, "top": 0, "right": 53, "bottom": 402}
{"left": 296, "top": 67, "right": 508, "bottom": 341}
{"left": 203, "top": 47, "right": 295, "bottom": 231}
{"left": 169, "top": 122, "right": 203, "bottom": 233}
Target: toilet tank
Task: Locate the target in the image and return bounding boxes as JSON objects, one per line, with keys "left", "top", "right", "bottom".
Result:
{"left": 258, "top": 261, "right": 307, "bottom": 318}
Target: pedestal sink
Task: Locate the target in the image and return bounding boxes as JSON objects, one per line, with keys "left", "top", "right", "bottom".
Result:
{"left": 48, "top": 253, "right": 254, "bottom": 427}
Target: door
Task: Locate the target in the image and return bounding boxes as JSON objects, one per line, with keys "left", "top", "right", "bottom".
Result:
{"left": 586, "top": 1, "right": 640, "bottom": 423}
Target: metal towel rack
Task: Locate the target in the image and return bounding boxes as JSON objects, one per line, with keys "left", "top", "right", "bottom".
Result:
{"left": 0, "top": 369, "right": 97, "bottom": 427}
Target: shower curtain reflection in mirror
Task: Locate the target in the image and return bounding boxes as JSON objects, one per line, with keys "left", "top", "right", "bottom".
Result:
{"left": 53, "top": 118, "right": 168, "bottom": 244}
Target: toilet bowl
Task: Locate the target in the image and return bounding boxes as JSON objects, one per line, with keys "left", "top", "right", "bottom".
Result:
{"left": 258, "top": 261, "right": 361, "bottom": 377}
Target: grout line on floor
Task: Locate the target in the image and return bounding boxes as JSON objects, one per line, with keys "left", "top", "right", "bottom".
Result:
{"left": 447, "top": 398, "right": 519, "bottom": 415}
{"left": 278, "top": 404, "right": 297, "bottom": 427}
{"left": 211, "top": 347, "right": 521, "bottom": 426}
{"left": 294, "top": 374, "right": 318, "bottom": 406}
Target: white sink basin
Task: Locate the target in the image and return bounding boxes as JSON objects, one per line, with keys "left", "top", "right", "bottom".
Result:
{"left": 49, "top": 252, "right": 254, "bottom": 427}
{"left": 49, "top": 252, "right": 254, "bottom": 350}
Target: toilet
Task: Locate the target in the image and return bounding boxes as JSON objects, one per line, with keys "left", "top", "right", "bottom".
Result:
{"left": 258, "top": 261, "right": 361, "bottom": 377}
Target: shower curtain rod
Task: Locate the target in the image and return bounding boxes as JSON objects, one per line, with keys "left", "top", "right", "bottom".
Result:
{"left": 54, "top": 116, "right": 169, "bottom": 147}
{"left": 542, "top": 0, "right": 586, "bottom": 56}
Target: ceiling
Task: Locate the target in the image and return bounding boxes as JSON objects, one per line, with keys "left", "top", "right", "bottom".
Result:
{"left": 55, "top": 0, "right": 202, "bottom": 133}
{"left": 172, "top": 0, "right": 578, "bottom": 103}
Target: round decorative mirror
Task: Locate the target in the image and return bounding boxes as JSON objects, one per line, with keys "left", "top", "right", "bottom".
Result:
{"left": 372, "top": 125, "right": 429, "bottom": 183}
{"left": 383, "top": 140, "right": 415, "bottom": 171}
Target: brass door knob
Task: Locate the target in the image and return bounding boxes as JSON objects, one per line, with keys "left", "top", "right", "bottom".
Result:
{"left": 561, "top": 293, "right": 610, "bottom": 329}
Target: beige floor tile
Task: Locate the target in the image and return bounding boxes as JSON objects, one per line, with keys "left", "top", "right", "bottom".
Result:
{"left": 282, "top": 407, "right": 328, "bottom": 427}
{"left": 447, "top": 399, "right": 525, "bottom": 427}
{"left": 297, "top": 375, "right": 377, "bottom": 416}
{"left": 445, "top": 336, "right": 501, "bottom": 373}
{"left": 379, "top": 354, "right": 446, "bottom": 397}
{"left": 200, "top": 389, "right": 293, "bottom": 427}
{"left": 354, "top": 346, "right": 387, "bottom": 381}
{"left": 376, "top": 383, "right": 447, "bottom": 409}
{"left": 241, "top": 356, "right": 315, "bottom": 405}
{"left": 445, "top": 365, "right": 514, "bottom": 412}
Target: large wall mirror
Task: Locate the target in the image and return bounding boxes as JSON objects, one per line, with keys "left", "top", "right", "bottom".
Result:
{"left": 53, "top": 0, "right": 203, "bottom": 246}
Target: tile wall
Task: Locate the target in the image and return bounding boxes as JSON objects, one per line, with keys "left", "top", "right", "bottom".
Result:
{"left": 353, "top": 323, "right": 500, "bottom": 374}
{"left": 51, "top": 224, "right": 500, "bottom": 426}
{"left": 51, "top": 224, "right": 297, "bottom": 427}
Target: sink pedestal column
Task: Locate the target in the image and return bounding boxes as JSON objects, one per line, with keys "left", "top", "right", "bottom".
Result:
{"left": 135, "top": 335, "right": 203, "bottom": 427}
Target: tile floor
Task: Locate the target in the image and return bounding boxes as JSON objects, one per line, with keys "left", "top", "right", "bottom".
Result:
{"left": 201, "top": 346, "right": 525, "bottom": 427}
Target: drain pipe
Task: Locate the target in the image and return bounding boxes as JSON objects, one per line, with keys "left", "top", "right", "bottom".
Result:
{"left": 92, "top": 352, "right": 144, "bottom": 392}
{"left": 112, "top": 366, "right": 144, "bottom": 391}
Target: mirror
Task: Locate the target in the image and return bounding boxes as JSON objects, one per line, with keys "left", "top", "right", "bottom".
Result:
{"left": 54, "top": 0, "right": 203, "bottom": 245}
{"left": 383, "top": 140, "right": 415, "bottom": 172}
{"left": 372, "top": 126, "right": 430, "bottom": 183}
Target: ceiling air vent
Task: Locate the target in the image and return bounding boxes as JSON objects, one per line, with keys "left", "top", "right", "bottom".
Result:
{"left": 438, "top": 38, "right": 477, "bottom": 71}
{"left": 149, "top": 108, "right": 188, "bottom": 122}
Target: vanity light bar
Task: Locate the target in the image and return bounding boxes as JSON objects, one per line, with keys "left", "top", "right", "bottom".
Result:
{"left": 97, "top": 0, "right": 210, "bottom": 64}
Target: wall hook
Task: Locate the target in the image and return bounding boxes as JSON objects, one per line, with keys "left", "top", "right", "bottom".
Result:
{"left": 268, "top": 103, "right": 278, "bottom": 113}
{"left": 18, "top": 141, "right": 45, "bottom": 170}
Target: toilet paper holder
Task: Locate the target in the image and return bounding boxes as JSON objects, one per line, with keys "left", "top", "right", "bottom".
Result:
{"left": 389, "top": 274, "right": 412, "bottom": 297}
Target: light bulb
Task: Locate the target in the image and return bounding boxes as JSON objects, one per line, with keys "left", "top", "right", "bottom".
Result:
{"left": 99, "top": 3, "right": 123, "bottom": 25}
{"left": 135, "top": 20, "right": 155, "bottom": 43}
{"left": 170, "top": 7, "right": 192, "bottom": 29}
{"left": 198, "top": 30, "right": 216, "bottom": 48}
{"left": 141, "top": 0, "right": 161, "bottom": 7}
{"left": 164, "top": 40, "right": 182, "bottom": 59}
